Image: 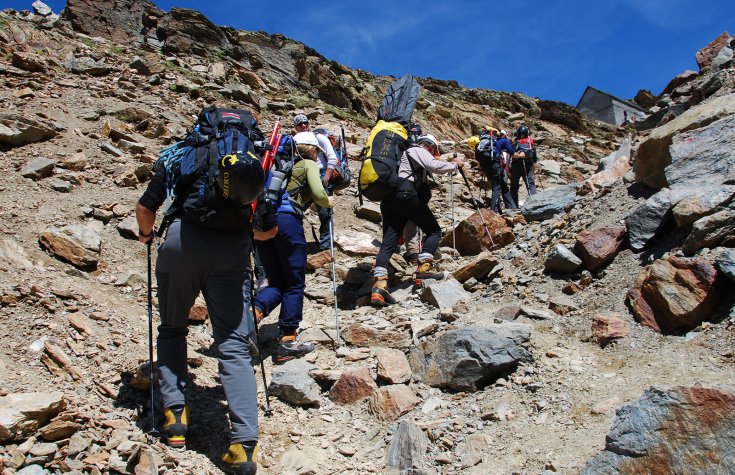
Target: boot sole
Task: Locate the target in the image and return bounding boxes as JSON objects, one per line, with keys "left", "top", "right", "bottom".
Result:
{"left": 167, "top": 435, "right": 186, "bottom": 448}
{"left": 371, "top": 293, "right": 387, "bottom": 306}
{"left": 222, "top": 462, "right": 257, "bottom": 475}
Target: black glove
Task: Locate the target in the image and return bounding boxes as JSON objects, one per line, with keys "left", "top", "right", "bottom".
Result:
{"left": 252, "top": 195, "right": 277, "bottom": 232}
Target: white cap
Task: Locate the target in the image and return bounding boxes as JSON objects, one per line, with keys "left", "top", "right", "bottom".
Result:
{"left": 417, "top": 134, "right": 439, "bottom": 148}
{"left": 500, "top": 129, "right": 507, "bottom": 136}
{"left": 293, "top": 132, "right": 325, "bottom": 152}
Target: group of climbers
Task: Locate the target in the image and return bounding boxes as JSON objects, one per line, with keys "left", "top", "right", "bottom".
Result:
{"left": 470, "top": 124, "right": 539, "bottom": 213}
{"left": 132, "top": 73, "right": 541, "bottom": 473}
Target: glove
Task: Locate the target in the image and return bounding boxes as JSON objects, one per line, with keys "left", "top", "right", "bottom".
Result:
{"left": 253, "top": 196, "right": 277, "bottom": 233}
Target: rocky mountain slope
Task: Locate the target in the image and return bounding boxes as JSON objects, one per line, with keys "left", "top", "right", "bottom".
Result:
{"left": 1, "top": 2, "right": 734, "bottom": 474}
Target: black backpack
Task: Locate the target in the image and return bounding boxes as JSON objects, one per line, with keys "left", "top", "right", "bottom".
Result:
{"left": 159, "top": 106, "right": 265, "bottom": 234}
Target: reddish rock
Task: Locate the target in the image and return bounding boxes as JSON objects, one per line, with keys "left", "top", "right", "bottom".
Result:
{"left": 329, "top": 367, "right": 377, "bottom": 405}
{"left": 562, "top": 282, "right": 581, "bottom": 295}
{"left": 39, "top": 420, "right": 82, "bottom": 441}
{"left": 626, "top": 256, "right": 718, "bottom": 334}
{"left": 633, "top": 89, "right": 656, "bottom": 109}
{"left": 493, "top": 305, "right": 523, "bottom": 321}
{"left": 548, "top": 294, "right": 578, "bottom": 316}
{"left": 695, "top": 32, "right": 731, "bottom": 69}
{"left": 591, "top": 315, "right": 629, "bottom": 345}
{"left": 375, "top": 348, "right": 412, "bottom": 384}
{"left": 341, "top": 323, "right": 411, "bottom": 349}
{"left": 575, "top": 227, "right": 626, "bottom": 272}
{"left": 440, "top": 209, "right": 515, "bottom": 256}
{"left": 368, "top": 385, "right": 420, "bottom": 421}
{"left": 306, "top": 250, "right": 332, "bottom": 272}
{"left": 452, "top": 252, "right": 498, "bottom": 283}
{"left": 188, "top": 303, "right": 208, "bottom": 322}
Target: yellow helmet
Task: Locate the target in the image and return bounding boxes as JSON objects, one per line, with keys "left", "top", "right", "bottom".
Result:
{"left": 467, "top": 135, "right": 480, "bottom": 150}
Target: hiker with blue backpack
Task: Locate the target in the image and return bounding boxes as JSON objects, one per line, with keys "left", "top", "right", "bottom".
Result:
{"left": 136, "top": 106, "right": 274, "bottom": 474}
{"left": 472, "top": 128, "right": 517, "bottom": 213}
{"left": 252, "top": 131, "right": 334, "bottom": 363}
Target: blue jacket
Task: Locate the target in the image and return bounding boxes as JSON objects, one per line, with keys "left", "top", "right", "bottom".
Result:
{"left": 495, "top": 137, "right": 515, "bottom": 157}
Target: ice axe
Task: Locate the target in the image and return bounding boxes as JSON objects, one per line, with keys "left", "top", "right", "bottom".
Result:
{"left": 458, "top": 167, "right": 496, "bottom": 249}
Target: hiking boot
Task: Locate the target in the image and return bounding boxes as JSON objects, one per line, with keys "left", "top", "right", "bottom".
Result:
{"left": 247, "top": 335, "right": 260, "bottom": 358}
{"left": 163, "top": 404, "right": 189, "bottom": 448}
{"left": 221, "top": 441, "right": 258, "bottom": 475}
{"left": 371, "top": 275, "right": 396, "bottom": 307}
{"left": 274, "top": 335, "right": 315, "bottom": 364}
{"left": 415, "top": 258, "right": 445, "bottom": 287}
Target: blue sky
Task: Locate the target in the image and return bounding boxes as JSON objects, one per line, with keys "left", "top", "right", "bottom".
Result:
{"left": 7, "top": 0, "right": 735, "bottom": 105}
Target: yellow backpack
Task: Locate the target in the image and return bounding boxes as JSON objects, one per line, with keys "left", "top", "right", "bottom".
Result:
{"left": 358, "top": 120, "right": 409, "bottom": 203}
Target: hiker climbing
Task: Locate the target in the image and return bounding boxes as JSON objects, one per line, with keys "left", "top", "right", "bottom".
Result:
{"left": 473, "top": 128, "right": 517, "bottom": 213}
{"left": 370, "top": 133, "right": 463, "bottom": 305}
{"left": 293, "top": 114, "right": 340, "bottom": 252}
{"left": 510, "top": 123, "right": 538, "bottom": 206}
{"left": 253, "top": 131, "right": 333, "bottom": 363}
{"left": 136, "top": 107, "right": 272, "bottom": 475}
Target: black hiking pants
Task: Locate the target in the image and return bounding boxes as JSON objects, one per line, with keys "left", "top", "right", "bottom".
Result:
{"left": 479, "top": 158, "right": 516, "bottom": 212}
{"left": 376, "top": 189, "right": 440, "bottom": 269}
{"left": 510, "top": 157, "right": 537, "bottom": 207}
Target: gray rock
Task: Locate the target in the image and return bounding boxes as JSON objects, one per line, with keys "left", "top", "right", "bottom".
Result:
{"left": 544, "top": 244, "right": 582, "bottom": 273}
{"left": 100, "top": 142, "right": 126, "bottom": 157}
{"left": 666, "top": 114, "right": 735, "bottom": 189}
{"left": 387, "top": 420, "right": 428, "bottom": 471}
{"left": 625, "top": 188, "right": 673, "bottom": 251}
{"left": 670, "top": 184, "right": 735, "bottom": 228}
{"left": 420, "top": 278, "right": 469, "bottom": 308}
{"left": 520, "top": 185, "right": 577, "bottom": 222}
{"left": 598, "top": 138, "right": 631, "bottom": 172}
{"left": 49, "top": 178, "right": 73, "bottom": 192}
{"left": 717, "top": 249, "right": 735, "bottom": 283}
{"left": 409, "top": 323, "right": 532, "bottom": 392}
{"left": 582, "top": 386, "right": 735, "bottom": 474}
{"left": 683, "top": 209, "right": 735, "bottom": 255}
{"left": 16, "top": 465, "right": 47, "bottom": 475}
{"left": 0, "top": 113, "right": 58, "bottom": 147}
{"left": 711, "top": 46, "right": 734, "bottom": 71}
{"left": 115, "top": 271, "right": 146, "bottom": 287}
{"left": 268, "top": 359, "right": 321, "bottom": 406}
{"left": 355, "top": 202, "right": 382, "bottom": 223}
{"left": 116, "top": 216, "right": 138, "bottom": 239}
{"left": 32, "top": 1, "right": 53, "bottom": 16}
{"left": 66, "top": 57, "right": 112, "bottom": 76}
{"left": 20, "top": 157, "right": 56, "bottom": 180}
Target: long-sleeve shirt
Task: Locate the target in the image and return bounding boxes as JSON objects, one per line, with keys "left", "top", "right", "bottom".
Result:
{"left": 399, "top": 146, "right": 458, "bottom": 184}
{"left": 286, "top": 159, "right": 332, "bottom": 208}
{"left": 315, "top": 134, "right": 339, "bottom": 171}
{"left": 495, "top": 137, "right": 515, "bottom": 157}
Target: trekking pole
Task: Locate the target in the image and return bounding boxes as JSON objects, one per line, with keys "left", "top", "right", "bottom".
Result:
{"left": 248, "top": 260, "right": 273, "bottom": 417}
{"left": 450, "top": 170, "right": 456, "bottom": 254}
{"left": 521, "top": 158, "right": 533, "bottom": 195}
{"left": 328, "top": 215, "right": 341, "bottom": 349}
{"left": 458, "top": 167, "right": 496, "bottom": 248}
{"left": 146, "top": 240, "right": 160, "bottom": 437}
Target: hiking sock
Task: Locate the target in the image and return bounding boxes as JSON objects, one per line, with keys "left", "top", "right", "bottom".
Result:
{"left": 164, "top": 404, "right": 189, "bottom": 448}
{"left": 222, "top": 441, "right": 258, "bottom": 475}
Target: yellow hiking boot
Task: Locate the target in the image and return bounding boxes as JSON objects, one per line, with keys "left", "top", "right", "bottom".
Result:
{"left": 163, "top": 404, "right": 189, "bottom": 448}
{"left": 415, "top": 258, "right": 444, "bottom": 287}
{"left": 371, "top": 275, "right": 395, "bottom": 306}
{"left": 222, "top": 441, "right": 258, "bottom": 474}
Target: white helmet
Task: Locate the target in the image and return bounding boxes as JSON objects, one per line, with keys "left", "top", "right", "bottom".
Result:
{"left": 293, "top": 132, "right": 325, "bottom": 152}
{"left": 500, "top": 129, "right": 507, "bottom": 137}
{"left": 417, "top": 134, "right": 439, "bottom": 148}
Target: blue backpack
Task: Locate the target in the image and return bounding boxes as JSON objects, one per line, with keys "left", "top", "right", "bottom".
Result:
{"left": 154, "top": 106, "right": 265, "bottom": 234}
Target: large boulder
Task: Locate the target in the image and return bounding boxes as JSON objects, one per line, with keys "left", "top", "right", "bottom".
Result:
{"left": 671, "top": 185, "right": 735, "bottom": 228}
{"left": 584, "top": 139, "right": 631, "bottom": 191}
{"left": 162, "top": 8, "right": 231, "bottom": 56}
{"left": 39, "top": 225, "right": 102, "bottom": 268}
{"left": 575, "top": 227, "right": 626, "bottom": 271}
{"left": 696, "top": 31, "right": 732, "bottom": 69}
{"left": 0, "top": 114, "right": 58, "bottom": 148}
{"left": 626, "top": 256, "right": 718, "bottom": 334}
{"left": 409, "top": 323, "right": 532, "bottom": 392}
{"left": 662, "top": 70, "right": 699, "bottom": 95}
{"left": 439, "top": 209, "right": 514, "bottom": 255}
{"left": 268, "top": 359, "right": 321, "bottom": 406}
{"left": 62, "top": 0, "right": 164, "bottom": 46}
{"left": 625, "top": 188, "right": 673, "bottom": 251}
{"left": 634, "top": 93, "right": 735, "bottom": 189}
{"left": 329, "top": 367, "right": 378, "bottom": 405}
{"left": 0, "top": 392, "right": 66, "bottom": 442}
{"left": 682, "top": 208, "right": 735, "bottom": 255}
{"left": 520, "top": 185, "right": 577, "bottom": 222}
{"left": 665, "top": 114, "right": 735, "bottom": 189}
{"left": 583, "top": 386, "right": 735, "bottom": 474}
{"left": 716, "top": 248, "right": 735, "bottom": 283}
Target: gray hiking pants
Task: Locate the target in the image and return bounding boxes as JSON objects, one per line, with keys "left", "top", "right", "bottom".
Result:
{"left": 156, "top": 218, "right": 258, "bottom": 443}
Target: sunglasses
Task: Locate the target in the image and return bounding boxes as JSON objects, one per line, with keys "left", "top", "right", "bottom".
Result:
{"left": 295, "top": 122, "right": 309, "bottom": 127}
